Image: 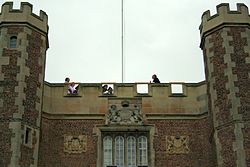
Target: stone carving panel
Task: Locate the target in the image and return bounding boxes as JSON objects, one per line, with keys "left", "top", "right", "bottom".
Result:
{"left": 106, "top": 100, "right": 143, "bottom": 125}
{"left": 166, "top": 136, "right": 190, "bottom": 154}
{"left": 64, "top": 135, "right": 87, "bottom": 153}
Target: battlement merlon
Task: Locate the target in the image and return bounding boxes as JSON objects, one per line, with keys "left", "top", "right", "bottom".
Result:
{"left": 0, "top": 2, "right": 48, "bottom": 34}
{"left": 199, "top": 3, "right": 250, "bottom": 47}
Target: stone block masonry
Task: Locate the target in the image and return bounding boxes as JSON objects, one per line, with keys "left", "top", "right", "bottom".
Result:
{"left": 0, "top": 2, "right": 48, "bottom": 166}
{"left": 200, "top": 3, "right": 250, "bottom": 167}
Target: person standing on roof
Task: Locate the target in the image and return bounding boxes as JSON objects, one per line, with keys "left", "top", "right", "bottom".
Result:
{"left": 152, "top": 74, "right": 160, "bottom": 83}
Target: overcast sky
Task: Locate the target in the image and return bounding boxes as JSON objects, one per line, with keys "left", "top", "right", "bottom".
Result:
{"left": 4, "top": 0, "right": 250, "bottom": 83}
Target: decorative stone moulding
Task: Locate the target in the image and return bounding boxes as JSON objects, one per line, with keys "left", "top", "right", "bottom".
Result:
{"left": 106, "top": 100, "right": 143, "bottom": 125}
{"left": 64, "top": 135, "right": 87, "bottom": 154}
{"left": 166, "top": 136, "right": 190, "bottom": 154}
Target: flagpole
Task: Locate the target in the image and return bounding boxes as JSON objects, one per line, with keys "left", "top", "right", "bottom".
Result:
{"left": 121, "top": 0, "right": 124, "bottom": 83}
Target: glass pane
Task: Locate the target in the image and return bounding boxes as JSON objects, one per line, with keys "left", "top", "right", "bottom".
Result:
{"left": 103, "top": 136, "right": 113, "bottom": 166}
{"left": 127, "top": 136, "right": 136, "bottom": 167}
{"left": 138, "top": 136, "right": 148, "bottom": 166}
{"left": 115, "top": 136, "right": 124, "bottom": 167}
{"left": 10, "top": 36, "right": 17, "bottom": 48}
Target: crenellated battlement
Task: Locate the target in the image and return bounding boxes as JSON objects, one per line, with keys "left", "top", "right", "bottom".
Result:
{"left": 199, "top": 3, "right": 250, "bottom": 41}
{"left": 0, "top": 2, "right": 48, "bottom": 33}
{"left": 42, "top": 81, "right": 208, "bottom": 115}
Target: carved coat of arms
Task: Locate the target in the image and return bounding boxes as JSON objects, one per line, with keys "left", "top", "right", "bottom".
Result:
{"left": 106, "top": 100, "right": 143, "bottom": 125}
{"left": 64, "top": 135, "right": 87, "bottom": 154}
{"left": 166, "top": 136, "right": 190, "bottom": 154}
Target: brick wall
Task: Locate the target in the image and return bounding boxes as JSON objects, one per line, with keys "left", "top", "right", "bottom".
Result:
{"left": 39, "top": 118, "right": 104, "bottom": 167}
{"left": 38, "top": 117, "right": 215, "bottom": 167}
{"left": 228, "top": 27, "right": 250, "bottom": 167}
{"left": 0, "top": 27, "right": 23, "bottom": 167}
{"left": 0, "top": 26, "right": 46, "bottom": 166}
{"left": 203, "top": 26, "right": 250, "bottom": 167}
{"left": 22, "top": 31, "right": 43, "bottom": 125}
{"left": 148, "top": 118, "right": 215, "bottom": 167}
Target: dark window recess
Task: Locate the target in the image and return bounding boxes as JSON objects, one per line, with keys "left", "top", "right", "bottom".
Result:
{"left": 25, "top": 127, "right": 32, "bottom": 144}
{"left": 10, "top": 36, "right": 17, "bottom": 48}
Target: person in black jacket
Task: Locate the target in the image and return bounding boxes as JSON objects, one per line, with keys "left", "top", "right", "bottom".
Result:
{"left": 152, "top": 74, "right": 160, "bottom": 83}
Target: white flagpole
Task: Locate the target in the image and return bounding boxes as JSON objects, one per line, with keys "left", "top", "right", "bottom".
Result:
{"left": 121, "top": 0, "right": 124, "bottom": 83}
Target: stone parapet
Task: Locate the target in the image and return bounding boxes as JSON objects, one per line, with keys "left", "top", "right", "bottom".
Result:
{"left": 200, "top": 3, "right": 250, "bottom": 47}
{"left": 0, "top": 2, "right": 48, "bottom": 33}
{"left": 42, "top": 82, "right": 207, "bottom": 115}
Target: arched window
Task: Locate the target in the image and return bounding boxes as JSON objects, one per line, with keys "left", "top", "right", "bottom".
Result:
{"left": 103, "top": 136, "right": 113, "bottom": 167}
{"left": 115, "top": 136, "right": 124, "bottom": 167}
{"left": 127, "top": 136, "right": 136, "bottom": 167}
{"left": 138, "top": 136, "right": 148, "bottom": 166}
{"left": 10, "top": 36, "right": 17, "bottom": 48}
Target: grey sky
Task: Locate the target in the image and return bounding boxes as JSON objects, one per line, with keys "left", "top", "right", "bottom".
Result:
{"left": 5, "top": 0, "right": 250, "bottom": 83}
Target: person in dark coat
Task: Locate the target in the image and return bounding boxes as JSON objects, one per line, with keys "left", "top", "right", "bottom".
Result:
{"left": 152, "top": 74, "right": 160, "bottom": 83}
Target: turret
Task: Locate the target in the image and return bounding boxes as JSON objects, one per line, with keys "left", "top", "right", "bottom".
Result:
{"left": 200, "top": 3, "right": 250, "bottom": 167}
{"left": 0, "top": 2, "right": 48, "bottom": 166}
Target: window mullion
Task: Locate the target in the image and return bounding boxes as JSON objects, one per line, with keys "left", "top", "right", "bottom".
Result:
{"left": 136, "top": 136, "right": 139, "bottom": 166}
{"left": 124, "top": 135, "right": 127, "bottom": 167}
{"left": 103, "top": 132, "right": 149, "bottom": 167}
{"left": 112, "top": 135, "right": 115, "bottom": 166}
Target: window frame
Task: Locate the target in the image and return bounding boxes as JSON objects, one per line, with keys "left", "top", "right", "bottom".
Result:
{"left": 103, "top": 136, "right": 113, "bottom": 166}
{"left": 127, "top": 136, "right": 136, "bottom": 167}
{"left": 115, "top": 136, "right": 125, "bottom": 166}
{"left": 102, "top": 132, "right": 149, "bottom": 167}
{"left": 23, "top": 125, "right": 33, "bottom": 148}
{"left": 9, "top": 36, "right": 17, "bottom": 49}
